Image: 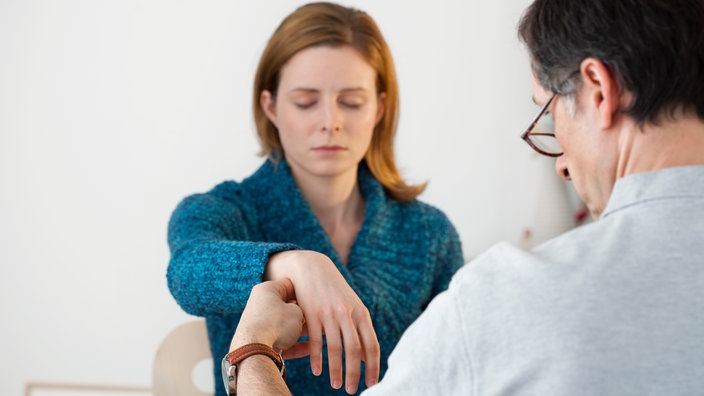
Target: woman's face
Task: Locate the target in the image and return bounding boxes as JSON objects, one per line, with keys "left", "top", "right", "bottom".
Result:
{"left": 261, "top": 45, "right": 385, "bottom": 181}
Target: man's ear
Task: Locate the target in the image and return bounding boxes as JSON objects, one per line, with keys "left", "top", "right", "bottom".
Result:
{"left": 375, "top": 92, "right": 386, "bottom": 125}
{"left": 579, "top": 57, "right": 621, "bottom": 129}
{"left": 260, "top": 90, "right": 277, "bottom": 127}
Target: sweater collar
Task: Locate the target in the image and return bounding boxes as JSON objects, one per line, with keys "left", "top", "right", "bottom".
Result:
{"left": 244, "top": 158, "right": 387, "bottom": 267}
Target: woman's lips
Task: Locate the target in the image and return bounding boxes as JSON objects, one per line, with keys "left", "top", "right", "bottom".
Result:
{"left": 312, "top": 145, "right": 346, "bottom": 154}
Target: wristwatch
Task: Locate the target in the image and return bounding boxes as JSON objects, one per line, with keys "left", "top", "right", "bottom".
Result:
{"left": 221, "top": 343, "right": 286, "bottom": 396}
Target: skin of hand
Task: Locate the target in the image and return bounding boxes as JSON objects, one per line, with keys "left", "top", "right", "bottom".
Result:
{"left": 230, "top": 279, "right": 304, "bottom": 396}
{"left": 265, "top": 250, "right": 380, "bottom": 394}
{"left": 230, "top": 278, "right": 306, "bottom": 352}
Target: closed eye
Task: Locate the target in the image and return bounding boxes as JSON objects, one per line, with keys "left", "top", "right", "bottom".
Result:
{"left": 295, "top": 102, "right": 316, "bottom": 109}
{"left": 340, "top": 102, "right": 362, "bottom": 109}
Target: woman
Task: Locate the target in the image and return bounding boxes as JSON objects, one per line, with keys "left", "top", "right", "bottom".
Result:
{"left": 167, "top": 2, "right": 464, "bottom": 395}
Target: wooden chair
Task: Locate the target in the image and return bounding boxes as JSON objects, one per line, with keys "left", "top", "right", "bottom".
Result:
{"left": 153, "top": 319, "right": 214, "bottom": 396}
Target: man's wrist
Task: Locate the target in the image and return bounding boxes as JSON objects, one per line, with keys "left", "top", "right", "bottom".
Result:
{"left": 222, "top": 343, "right": 286, "bottom": 395}
{"left": 231, "top": 328, "right": 275, "bottom": 351}
{"left": 224, "top": 343, "right": 285, "bottom": 373}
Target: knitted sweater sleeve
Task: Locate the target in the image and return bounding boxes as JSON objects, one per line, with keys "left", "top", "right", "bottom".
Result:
{"left": 166, "top": 188, "right": 298, "bottom": 318}
{"left": 426, "top": 205, "right": 465, "bottom": 298}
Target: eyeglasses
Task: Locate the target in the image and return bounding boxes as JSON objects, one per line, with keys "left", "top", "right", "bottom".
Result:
{"left": 520, "top": 93, "right": 563, "bottom": 157}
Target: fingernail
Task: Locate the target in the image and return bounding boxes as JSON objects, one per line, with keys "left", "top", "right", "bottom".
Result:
{"left": 332, "top": 379, "right": 341, "bottom": 389}
{"left": 347, "top": 385, "right": 358, "bottom": 394}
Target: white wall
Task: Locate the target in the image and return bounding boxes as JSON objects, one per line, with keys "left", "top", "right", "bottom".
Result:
{"left": 0, "top": 0, "right": 579, "bottom": 394}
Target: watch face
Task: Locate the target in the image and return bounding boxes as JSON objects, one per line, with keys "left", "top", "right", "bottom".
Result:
{"left": 221, "top": 357, "right": 236, "bottom": 395}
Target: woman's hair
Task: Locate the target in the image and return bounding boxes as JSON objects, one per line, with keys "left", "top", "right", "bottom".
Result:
{"left": 253, "top": 2, "right": 425, "bottom": 202}
{"left": 518, "top": 0, "right": 704, "bottom": 125}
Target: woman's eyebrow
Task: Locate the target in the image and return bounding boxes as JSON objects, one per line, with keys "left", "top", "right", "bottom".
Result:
{"left": 288, "top": 87, "right": 368, "bottom": 93}
{"left": 289, "top": 87, "right": 319, "bottom": 93}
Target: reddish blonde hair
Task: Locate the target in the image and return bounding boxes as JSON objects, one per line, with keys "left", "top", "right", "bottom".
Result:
{"left": 253, "top": 2, "right": 425, "bottom": 202}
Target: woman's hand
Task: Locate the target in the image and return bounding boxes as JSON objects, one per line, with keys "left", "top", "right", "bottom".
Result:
{"left": 265, "top": 250, "right": 380, "bottom": 394}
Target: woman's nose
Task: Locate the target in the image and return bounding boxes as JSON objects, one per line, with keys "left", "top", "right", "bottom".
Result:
{"left": 321, "top": 102, "right": 342, "bottom": 133}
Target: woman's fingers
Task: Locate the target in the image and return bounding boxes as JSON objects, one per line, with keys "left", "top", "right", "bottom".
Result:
{"left": 323, "top": 320, "right": 344, "bottom": 389}
{"left": 306, "top": 320, "right": 324, "bottom": 377}
{"left": 323, "top": 304, "right": 377, "bottom": 394}
{"left": 340, "top": 319, "right": 363, "bottom": 394}
{"left": 358, "top": 319, "right": 380, "bottom": 387}
{"left": 299, "top": 303, "right": 379, "bottom": 393}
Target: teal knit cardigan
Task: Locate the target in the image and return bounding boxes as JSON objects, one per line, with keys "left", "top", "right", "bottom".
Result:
{"left": 167, "top": 159, "right": 464, "bottom": 395}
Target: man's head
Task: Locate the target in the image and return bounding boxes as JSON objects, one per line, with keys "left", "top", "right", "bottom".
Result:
{"left": 518, "top": 0, "right": 704, "bottom": 125}
{"left": 518, "top": 0, "right": 704, "bottom": 218}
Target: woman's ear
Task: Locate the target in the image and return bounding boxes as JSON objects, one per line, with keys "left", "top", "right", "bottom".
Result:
{"left": 375, "top": 92, "right": 386, "bottom": 125}
{"left": 579, "top": 58, "right": 621, "bottom": 130}
{"left": 260, "top": 90, "right": 278, "bottom": 126}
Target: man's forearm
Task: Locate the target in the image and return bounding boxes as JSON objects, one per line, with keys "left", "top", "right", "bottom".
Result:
{"left": 235, "top": 354, "right": 291, "bottom": 396}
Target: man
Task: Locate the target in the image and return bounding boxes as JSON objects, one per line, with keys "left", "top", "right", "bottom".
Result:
{"left": 224, "top": 0, "right": 704, "bottom": 394}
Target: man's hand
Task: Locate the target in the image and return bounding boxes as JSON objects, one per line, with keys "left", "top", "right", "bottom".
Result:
{"left": 228, "top": 279, "right": 304, "bottom": 395}
{"left": 231, "top": 278, "right": 305, "bottom": 353}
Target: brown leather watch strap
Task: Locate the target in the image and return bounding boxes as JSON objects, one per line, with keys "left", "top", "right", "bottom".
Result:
{"left": 225, "top": 343, "right": 287, "bottom": 380}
